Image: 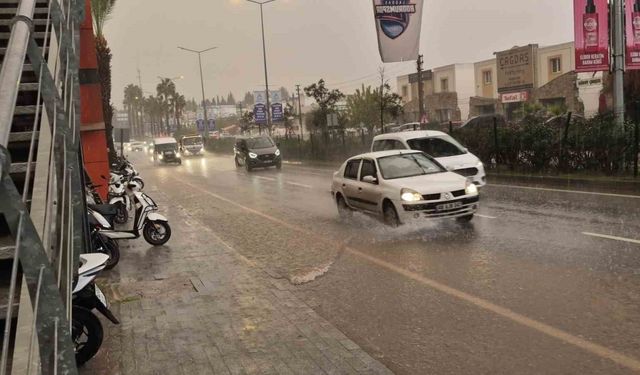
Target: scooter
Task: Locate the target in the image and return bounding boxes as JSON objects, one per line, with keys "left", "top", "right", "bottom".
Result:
{"left": 95, "top": 191, "right": 171, "bottom": 246}
{"left": 88, "top": 213, "right": 120, "bottom": 270}
{"left": 72, "top": 253, "right": 120, "bottom": 366}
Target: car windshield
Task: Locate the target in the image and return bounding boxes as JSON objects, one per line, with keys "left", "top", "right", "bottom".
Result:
{"left": 407, "top": 136, "right": 467, "bottom": 158}
{"left": 377, "top": 153, "right": 444, "bottom": 180}
{"left": 155, "top": 143, "right": 177, "bottom": 152}
{"left": 246, "top": 137, "right": 274, "bottom": 149}
{"left": 182, "top": 137, "right": 202, "bottom": 146}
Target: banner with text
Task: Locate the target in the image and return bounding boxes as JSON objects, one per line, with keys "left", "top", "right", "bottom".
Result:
{"left": 253, "top": 91, "right": 267, "bottom": 124}
{"left": 373, "top": 0, "right": 424, "bottom": 63}
{"left": 626, "top": 0, "right": 640, "bottom": 70}
{"left": 574, "top": 0, "right": 609, "bottom": 72}
{"left": 270, "top": 90, "right": 284, "bottom": 122}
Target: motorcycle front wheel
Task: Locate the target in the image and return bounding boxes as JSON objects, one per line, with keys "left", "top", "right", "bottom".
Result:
{"left": 72, "top": 306, "right": 104, "bottom": 366}
{"left": 143, "top": 221, "right": 171, "bottom": 246}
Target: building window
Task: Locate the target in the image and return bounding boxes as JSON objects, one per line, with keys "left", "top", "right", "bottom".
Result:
{"left": 550, "top": 57, "right": 562, "bottom": 74}
{"left": 401, "top": 85, "right": 408, "bottom": 98}
{"left": 440, "top": 78, "right": 449, "bottom": 92}
{"left": 482, "top": 70, "right": 492, "bottom": 85}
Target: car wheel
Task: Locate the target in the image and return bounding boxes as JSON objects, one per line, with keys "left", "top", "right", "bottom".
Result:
{"left": 336, "top": 195, "right": 352, "bottom": 219}
{"left": 275, "top": 161, "right": 282, "bottom": 170}
{"left": 383, "top": 202, "right": 400, "bottom": 227}
{"left": 456, "top": 214, "right": 474, "bottom": 223}
{"left": 235, "top": 156, "right": 240, "bottom": 168}
{"left": 245, "top": 162, "right": 252, "bottom": 172}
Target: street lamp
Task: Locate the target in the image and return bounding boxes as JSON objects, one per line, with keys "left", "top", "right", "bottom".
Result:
{"left": 246, "top": 0, "right": 277, "bottom": 132}
{"left": 178, "top": 46, "right": 218, "bottom": 139}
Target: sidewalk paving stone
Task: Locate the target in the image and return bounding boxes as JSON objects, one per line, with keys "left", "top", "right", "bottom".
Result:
{"left": 79, "top": 191, "right": 393, "bottom": 375}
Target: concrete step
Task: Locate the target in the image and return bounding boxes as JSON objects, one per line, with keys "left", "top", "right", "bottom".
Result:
{"left": 8, "top": 131, "right": 38, "bottom": 143}
{"left": 13, "top": 105, "right": 37, "bottom": 115}
{"left": 9, "top": 162, "right": 36, "bottom": 174}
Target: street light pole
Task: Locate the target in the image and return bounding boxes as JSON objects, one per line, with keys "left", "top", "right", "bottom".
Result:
{"left": 247, "top": 0, "right": 276, "bottom": 132}
{"left": 178, "top": 46, "right": 218, "bottom": 139}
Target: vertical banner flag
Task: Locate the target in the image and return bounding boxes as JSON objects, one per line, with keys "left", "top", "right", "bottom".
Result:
{"left": 270, "top": 90, "right": 284, "bottom": 122}
{"left": 372, "top": 0, "right": 424, "bottom": 63}
{"left": 253, "top": 91, "right": 267, "bottom": 124}
{"left": 626, "top": 0, "right": 640, "bottom": 70}
{"left": 574, "top": 0, "right": 610, "bottom": 72}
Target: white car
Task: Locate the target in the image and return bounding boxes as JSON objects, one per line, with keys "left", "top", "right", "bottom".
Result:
{"left": 331, "top": 150, "right": 480, "bottom": 226}
{"left": 372, "top": 130, "right": 486, "bottom": 187}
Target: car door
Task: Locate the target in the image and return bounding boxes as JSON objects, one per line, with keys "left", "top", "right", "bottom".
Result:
{"left": 341, "top": 159, "right": 362, "bottom": 209}
{"left": 237, "top": 140, "right": 248, "bottom": 165}
{"left": 354, "top": 159, "right": 383, "bottom": 213}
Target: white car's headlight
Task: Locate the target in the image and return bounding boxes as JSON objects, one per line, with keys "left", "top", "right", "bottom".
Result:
{"left": 401, "top": 188, "right": 422, "bottom": 202}
{"left": 275, "top": 149, "right": 281, "bottom": 156}
{"left": 477, "top": 161, "right": 484, "bottom": 168}
{"left": 176, "top": 152, "right": 181, "bottom": 158}
{"left": 158, "top": 154, "right": 164, "bottom": 160}
{"left": 465, "top": 181, "right": 478, "bottom": 195}
{"left": 249, "top": 152, "right": 258, "bottom": 159}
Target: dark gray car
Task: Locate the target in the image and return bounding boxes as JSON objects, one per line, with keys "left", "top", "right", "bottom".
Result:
{"left": 234, "top": 136, "right": 282, "bottom": 172}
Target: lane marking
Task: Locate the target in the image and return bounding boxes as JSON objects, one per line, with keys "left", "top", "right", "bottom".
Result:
{"left": 172, "top": 175, "right": 640, "bottom": 371}
{"left": 254, "top": 176, "right": 276, "bottom": 182}
{"left": 583, "top": 232, "right": 640, "bottom": 245}
{"left": 488, "top": 183, "right": 640, "bottom": 199}
{"left": 476, "top": 214, "right": 497, "bottom": 219}
{"left": 286, "top": 181, "right": 313, "bottom": 189}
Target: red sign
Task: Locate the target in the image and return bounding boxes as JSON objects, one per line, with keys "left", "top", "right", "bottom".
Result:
{"left": 626, "top": 0, "right": 640, "bottom": 70}
{"left": 574, "top": 0, "right": 610, "bottom": 72}
{"left": 500, "top": 91, "right": 529, "bottom": 103}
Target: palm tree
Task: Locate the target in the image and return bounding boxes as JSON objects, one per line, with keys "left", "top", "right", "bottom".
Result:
{"left": 92, "top": 0, "right": 117, "bottom": 160}
{"left": 156, "top": 78, "right": 176, "bottom": 134}
{"left": 172, "top": 93, "right": 186, "bottom": 132}
{"left": 144, "top": 96, "right": 163, "bottom": 136}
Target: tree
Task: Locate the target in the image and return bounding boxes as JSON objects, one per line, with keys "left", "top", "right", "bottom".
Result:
{"left": 304, "top": 79, "right": 344, "bottom": 132}
{"left": 172, "top": 93, "right": 186, "bottom": 131}
{"left": 144, "top": 95, "right": 163, "bottom": 136}
{"left": 91, "top": 0, "right": 117, "bottom": 160}
{"left": 244, "top": 92, "right": 254, "bottom": 106}
{"left": 280, "top": 87, "right": 290, "bottom": 102}
{"left": 123, "top": 84, "right": 143, "bottom": 137}
{"left": 156, "top": 78, "right": 176, "bottom": 134}
{"left": 227, "top": 92, "right": 236, "bottom": 105}
{"left": 346, "top": 85, "right": 379, "bottom": 133}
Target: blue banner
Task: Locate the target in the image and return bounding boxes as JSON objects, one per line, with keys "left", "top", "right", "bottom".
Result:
{"left": 271, "top": 103, "right": 284, "bottom": 122}
{"left": 254, "top": 103, "right": 267, "bottom": 124}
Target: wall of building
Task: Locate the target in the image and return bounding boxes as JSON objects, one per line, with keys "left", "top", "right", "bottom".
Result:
{"left": 474, "top": 59, "right": 498, "bottom": 98}
{"left": 454, "top": 64, "right": 476, "bottom": 120}
{"left": 536, "top": 42, "right": 575, "bottom": 88}
{"left": 397, "top": 75, "right": 411, "bottom": 103}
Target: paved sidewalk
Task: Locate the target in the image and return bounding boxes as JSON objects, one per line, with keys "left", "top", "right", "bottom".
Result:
{"left": 80, "top": 189, "right": 393, "bottom": 375}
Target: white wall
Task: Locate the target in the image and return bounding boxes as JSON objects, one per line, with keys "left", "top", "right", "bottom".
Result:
{"left": 454, "top": 64, "right": 476, "bottom": 120}
{"left": 577, "top": 72, "right": 603, "bottom": 118}
{"left": 474, "top": 59, "right": 498, "bottom": 98}
{"left": 537, "top": 42, "right": 575, "bottom": 87}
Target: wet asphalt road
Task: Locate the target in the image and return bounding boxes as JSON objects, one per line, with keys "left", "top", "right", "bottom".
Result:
{"left": 131, "top": 151, "right": 640, "bottom": 375}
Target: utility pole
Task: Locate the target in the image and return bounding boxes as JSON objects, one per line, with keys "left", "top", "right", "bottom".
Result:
{"left": 296, "top": 84, "right": 303, "bottom": 138}
{"left": 417, "top": 54, "right": 425, "bottom": 124}
{"left": 178, "top": 46, "right": 218, "bottom": 139}
{"left": 379, "top": 67, "right": 385, "bottom": 134}
{"left": 613, "top": 0, "right": 625, "bottom": 128}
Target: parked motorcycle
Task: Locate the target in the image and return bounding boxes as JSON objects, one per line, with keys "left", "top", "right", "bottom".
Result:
{"left": 88, "top": 212, "right": 120, "bottom": 270}
{"left": 72, "top": 253, "right": 119, "bottom": 366}
{"left": 93, "top": 191, "right": 171, "bottom": 246}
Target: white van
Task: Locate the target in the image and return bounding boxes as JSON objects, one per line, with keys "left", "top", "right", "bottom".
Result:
{"left": 371, "top": 130, "right": 486, "bottom": 187}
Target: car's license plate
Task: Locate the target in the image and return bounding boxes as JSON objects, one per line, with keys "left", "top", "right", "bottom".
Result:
{"left": 436, "top": 202, "right": 462, "bottom": 211}
{"left": 95, "top": 285, "right": 107, "bottom": 308}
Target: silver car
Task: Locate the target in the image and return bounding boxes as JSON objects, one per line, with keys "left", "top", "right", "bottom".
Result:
{"left": 331, "top": 150, "right": 479, "bottom": 226}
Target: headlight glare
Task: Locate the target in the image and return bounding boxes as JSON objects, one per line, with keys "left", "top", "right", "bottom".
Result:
{"left": 465, "top": 181, "right": 478, "bottom": 195}
{"left": 249, "top": 152, "right": 258, "bottom": 159}
{"left": 401, "top": 188, "right": 422, "bottom": 202}
{"left": 275, "top": 149, "right": 281, "bottom": 156}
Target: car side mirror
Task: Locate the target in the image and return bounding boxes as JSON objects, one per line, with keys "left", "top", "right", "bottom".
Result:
{"left": 362, "top": 175, "right": 378, "bottom": 184}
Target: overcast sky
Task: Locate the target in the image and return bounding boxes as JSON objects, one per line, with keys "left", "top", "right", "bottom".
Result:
{"left": 105, "top": 0, "right": 574, "bottom": 107}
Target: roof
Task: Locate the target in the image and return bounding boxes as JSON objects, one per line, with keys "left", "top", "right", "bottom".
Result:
{"left": 347, "top": 150, "right": 422, "bottom": 160}
{"left": 373, "top": 130, "right": 448, "bottom": 141}
{"left": 153, "top": 137, "right": 177, "bottom": 145}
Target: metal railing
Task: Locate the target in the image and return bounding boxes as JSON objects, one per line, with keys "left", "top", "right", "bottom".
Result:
{"left": 0, "top": 0, "right": 86, "bottom": 373}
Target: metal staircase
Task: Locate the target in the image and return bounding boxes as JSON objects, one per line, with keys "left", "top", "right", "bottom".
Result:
{"left": 0, "top": 0, "right": 87, "bottom": 374}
